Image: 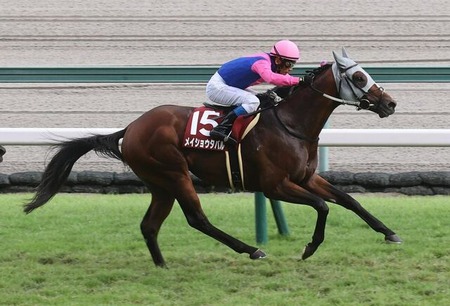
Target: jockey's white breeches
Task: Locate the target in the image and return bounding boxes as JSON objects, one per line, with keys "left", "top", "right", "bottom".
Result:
{"left": 206, "top": 72, "right": 260, "bottom": 113}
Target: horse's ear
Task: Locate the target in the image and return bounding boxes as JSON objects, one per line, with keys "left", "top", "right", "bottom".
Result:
{"left": 342, "top": 47, "right": 350, "bottom": 58}
{"left": 333, "top": 51, "right": 346, "bottom": 71}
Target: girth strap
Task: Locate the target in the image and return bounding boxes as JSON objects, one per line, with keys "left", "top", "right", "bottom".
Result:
{"left": 225, "top": 146, "right": 243, "bottom": 190}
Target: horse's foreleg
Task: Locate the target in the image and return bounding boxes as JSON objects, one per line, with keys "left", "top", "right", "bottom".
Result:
{"left": 305, "top": 174, "right": 402, "bottom": 243}
{"left": 175, "top": 176, "right": 265, "bottom": 260}
{"left": 265, "top": 178, "right": 330, "bottom": 260}
{"left": 140, "top": 187, "right": 175, "bottom": 268}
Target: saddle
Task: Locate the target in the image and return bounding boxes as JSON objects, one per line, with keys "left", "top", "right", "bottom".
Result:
{"left": 182, "top": 90, "right": 281, "bottom": 190}
{"left": 183, "top": 105, "right": 258, "bottom": 151}
{"left": 183, "top": 90, "right": 281, "bottom": 151}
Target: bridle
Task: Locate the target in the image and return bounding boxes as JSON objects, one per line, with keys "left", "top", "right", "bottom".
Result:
{"left": 247, "top": 62, "right": 386, "bottom": 142}
{"left": 308, "top": 63, "right": 385, "bottom": 110}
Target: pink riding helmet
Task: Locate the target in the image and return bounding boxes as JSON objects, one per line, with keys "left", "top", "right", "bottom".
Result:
{"left": 270, "top": 40, "right": 300, "bottom": 61}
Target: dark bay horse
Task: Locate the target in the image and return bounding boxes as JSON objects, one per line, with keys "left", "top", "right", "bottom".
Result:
{"left": 24, "top": 49, "right": 402, "bottom": 267}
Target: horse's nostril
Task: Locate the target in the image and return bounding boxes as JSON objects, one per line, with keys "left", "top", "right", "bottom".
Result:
{"left": 388, "top": 102, "right": 396, "bottom": 110}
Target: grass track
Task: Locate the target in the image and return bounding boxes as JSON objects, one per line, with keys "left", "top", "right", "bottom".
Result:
{"left": 0, "top": 193, "right": 448, "bottom": 305}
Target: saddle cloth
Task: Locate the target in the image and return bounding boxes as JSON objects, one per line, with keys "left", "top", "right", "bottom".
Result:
{"left": 183, "top": 106, "right": 259, "bottom": 151}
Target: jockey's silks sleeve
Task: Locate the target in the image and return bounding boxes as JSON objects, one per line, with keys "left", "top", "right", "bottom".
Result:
{"left": 218, "top": 52, "right": 299, "bottom": 89}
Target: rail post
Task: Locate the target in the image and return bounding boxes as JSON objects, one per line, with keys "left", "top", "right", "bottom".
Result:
{"left": 255, "top": 192, "right": 289, "bottom": 244}
{"left": 319, "top": 121, "right": 330, "bottom": 172}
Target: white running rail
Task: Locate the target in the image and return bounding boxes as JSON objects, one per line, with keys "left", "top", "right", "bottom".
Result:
{"left": 0, "top": 128, "right": 449, "bottom": 147}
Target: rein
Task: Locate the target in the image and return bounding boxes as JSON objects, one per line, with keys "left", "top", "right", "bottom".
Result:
{"left": 243, "top": 89, "right": 318, "bottom": 143}
{"left": 245, "top": 62, "right": 380, "bottom": 143}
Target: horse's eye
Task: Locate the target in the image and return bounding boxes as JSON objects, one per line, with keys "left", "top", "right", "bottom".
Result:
{"left": 352, "top": 72, "right": 367, "bottom": 88}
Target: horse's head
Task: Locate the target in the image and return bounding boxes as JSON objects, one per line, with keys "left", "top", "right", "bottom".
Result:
{"left": 332, "top": 48, "right": 397, "bottom": 118}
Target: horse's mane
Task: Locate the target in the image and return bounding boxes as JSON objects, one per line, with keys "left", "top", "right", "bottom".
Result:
{"left": 272, "top": 63, "right": 333, "bottom": 99}
{"left": 208, "top": 63, "right": 333, "bottom": 109}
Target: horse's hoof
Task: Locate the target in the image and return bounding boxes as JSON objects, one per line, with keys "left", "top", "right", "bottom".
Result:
{"left": 301, "top": 243, "right": 318, "bottom": 260}
{"left": 250, "top": 249, "right": 266, "bottom": 260}
{"left": 155, "top": 262, "right": 168, "bottom": 269}
{"left": 385, "top": 234, "right": 403, "bottom": 244}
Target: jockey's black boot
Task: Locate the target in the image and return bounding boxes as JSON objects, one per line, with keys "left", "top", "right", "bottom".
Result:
{"left": 210, "top": 111, "right": 238, "bottom": 144}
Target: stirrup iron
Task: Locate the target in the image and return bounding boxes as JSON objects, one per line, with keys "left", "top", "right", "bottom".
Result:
{"left": 223, "top": 130, "right": 237, "bottom": 145}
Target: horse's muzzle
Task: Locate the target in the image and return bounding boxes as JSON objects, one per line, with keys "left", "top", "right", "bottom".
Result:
{"left": 365, "top": 86, "right": 397, "bottom": 118}
{"left": 377, "top": 100, "right": 397, "bottom": 118}
{"left": 368, "top": 92, "right": 396, "bottom": 118}
{"left": 376, "top": 106, "right": 393, "bottom": 118}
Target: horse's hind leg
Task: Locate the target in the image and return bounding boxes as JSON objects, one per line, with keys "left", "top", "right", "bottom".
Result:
{"left": 305, "top": 174, "right": 402, "bottom": 243}
{"left": 140, "top": 187, "right": 175, "bottom": 268}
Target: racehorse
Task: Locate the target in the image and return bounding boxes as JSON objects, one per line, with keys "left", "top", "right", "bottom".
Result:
{"left": 24, "top": 49, "right": 402, "bottom": 267}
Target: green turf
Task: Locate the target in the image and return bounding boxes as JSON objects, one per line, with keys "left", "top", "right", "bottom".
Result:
{"left": 0, "top": 193, "right": 448, "bottom": 305}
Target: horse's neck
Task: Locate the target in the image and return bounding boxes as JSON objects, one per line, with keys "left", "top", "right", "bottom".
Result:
{"left": 277, "top": 69, "right": 339, "bottom": 140}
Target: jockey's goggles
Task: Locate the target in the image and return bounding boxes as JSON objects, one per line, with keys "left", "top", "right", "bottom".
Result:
{"left": 282, "top": 59, "right": 296, "bottom": 69}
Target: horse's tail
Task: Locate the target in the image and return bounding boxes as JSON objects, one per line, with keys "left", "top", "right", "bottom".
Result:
{"left": 23, "top": 128, "right": 127, "bottom": 214}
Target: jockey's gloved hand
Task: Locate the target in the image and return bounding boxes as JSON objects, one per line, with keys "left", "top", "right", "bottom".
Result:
{"left": 302, "top": 73, "right": 314, "bottom": 85}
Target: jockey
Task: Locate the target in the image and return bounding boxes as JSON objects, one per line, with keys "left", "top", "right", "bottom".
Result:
{"left": 206, "top": 39, "right": 302, "bottom": 143}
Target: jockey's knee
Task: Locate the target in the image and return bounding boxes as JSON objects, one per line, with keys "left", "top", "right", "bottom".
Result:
{"left": 242, "top": 96, "right": 260, "bottom": 113}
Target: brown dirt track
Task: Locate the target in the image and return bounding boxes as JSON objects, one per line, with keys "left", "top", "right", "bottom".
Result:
{"left": 0, "top": 0, "right": 449, "bottom": 174}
